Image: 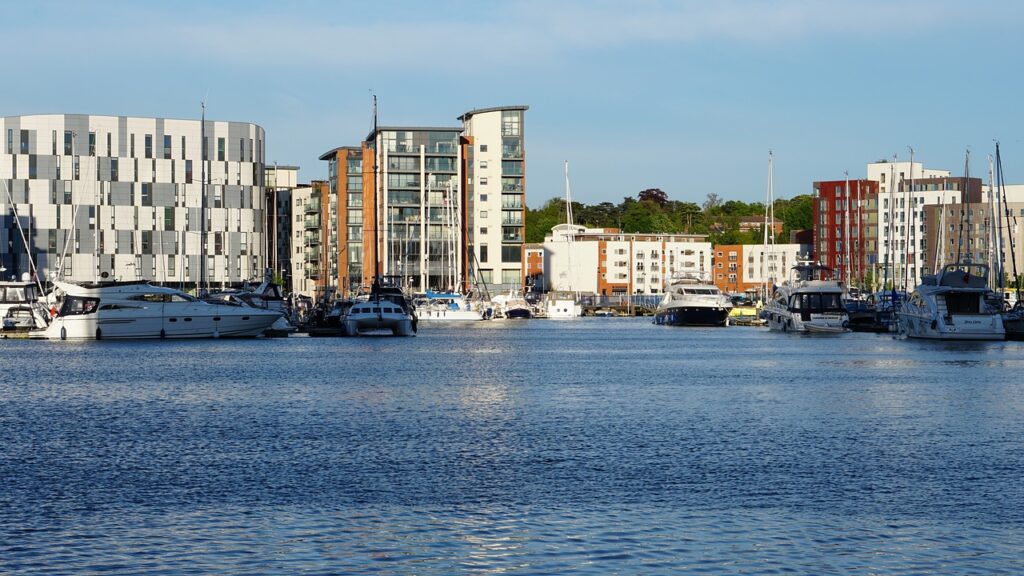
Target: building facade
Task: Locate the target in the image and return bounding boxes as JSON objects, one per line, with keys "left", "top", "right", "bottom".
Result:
{"left": 315, "top": 105, "right": 528, "bottom": 297}
{"left": 711, "top": 243, "right": 808, "bottom": 294}
{"left": 1, "top": 114, "right": 266, "bottom": 289}
{"left": 543, "top": 224, "right": 712, "bottom": 295}
{"left": 265, "top": 165, "right": 299, "bottom": 288}
{"left": 813, "top": 178, "right": 879, "bottom": 286}
{"left": 923, "top": 201, "right": 1024, "bottom": 286}
{"left": 459, "top": 106, "right": 527, "bottom": 291}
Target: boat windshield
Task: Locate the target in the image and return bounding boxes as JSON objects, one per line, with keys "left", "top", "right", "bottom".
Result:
{"left": 0, "top": 286, "right": 32, "bottom": 302}
{"left": 60, "top": 296, "right": 100, "bottom": 316}
{"left": 790, "top": 292, "right": 843, "bottom": 312}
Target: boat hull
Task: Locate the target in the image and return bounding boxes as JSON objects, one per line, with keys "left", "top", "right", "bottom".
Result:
{"left": 654, "top": 306, "right": 729, "bottom": 327}
{"left": 32, "top": 308, "right": 281, "bottom": 340}
{"left": 899, "top": 312, "right": 1005, "bottom": 340}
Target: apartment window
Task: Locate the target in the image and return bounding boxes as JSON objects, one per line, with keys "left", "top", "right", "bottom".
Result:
{"left": 181, "top": 136, "right": 186, "bottom": 160}
{"left": 480, "top": 160, "right": 488, "bottom": 169}
{"left": 163, "top": 135, "right": 172, "bottom": 159}
{"left": 480, "top": 194, "right": 488, "bottom": 202}
{"left": 106, "top": 133, "right": 112, "bottom": 156}
{"left": 480, "top": 227, "right": 488, "bottom": 235}
{"left": 239, "top": 138, "right": 245, "bottom": 162}
{"left": 88, "top": 132, "right": 96, "bottom": 156}
{"left": 64, "top": 131, "right": 73, "bottom": 155}
{"left": 145, "top": 134, "right": 153, "bottom": 158}
{"left": 480, "top": 177, "right": 488, "bottom": 185}
{"left": 7, "top": 128, "right": 12, "bottom": 153}
{"left": 480, "top": 210, "right": 488, "bottom": 219}
{"left": 480, "top": 144, "right": 488, "bottom": 152}
{"left": 110, "top": 158, "right": 118, "bottom": 182}
{"left": 141, "top": 182, "right": 152, "bottom": 206}
{"left": 28, "top": 155, "right": 37, "bottom": 179}
{"left": 20, "top": 129, "right": 29, "bottom": 154}
{"left": 480, "top": 244, "right": 488, "bottom": 262}
{"left": 217, "top": 137, "right": 225, "bottom": 161}
{"left": 51, "top": 130, "right": 57, "bottom": 155}
{"left": 185, "top": 160, "right": 193, "bottom": 183}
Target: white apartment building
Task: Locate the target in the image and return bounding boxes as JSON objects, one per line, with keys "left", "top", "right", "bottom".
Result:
{"left": 1, "top": 114, "right": 267, "bottom": 290}
{"left": 741, "top": 243, "right": 808, "bottom": 286}
{"left": 459, "top": 106, "right": 527, "bottom": 291}
{"left": 543, "top": 224, "right": 712, "bottom": 295}
{"left": 866, "top": 159, "right": 957, "bottom": 289}
{"left": 288, "top": 183, "right": 318, "bottom": 298}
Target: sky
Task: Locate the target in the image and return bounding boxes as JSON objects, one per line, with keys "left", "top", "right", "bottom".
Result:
{"left": 4, "top": 0, "right": 1024, "bottom": 207}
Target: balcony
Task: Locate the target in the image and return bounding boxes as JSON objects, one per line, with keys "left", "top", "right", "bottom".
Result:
{"left": 501, "top": 212, "right": 523, "bottom": 226}
{"left": 502, "top": 228, "right": 523, "bottom": 243}
{"left": 303, "top": 201, "right": 320, "bottom": 214}
{"left": 304, "top": 216, "right": 321, "bottom": 230}
{"left": 502, "top": 146, "right": 523, "bottom": 160}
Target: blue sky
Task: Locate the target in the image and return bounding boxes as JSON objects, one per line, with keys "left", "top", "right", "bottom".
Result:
{"left": 5, "top": 1, "right": 1024, "bottom": 206}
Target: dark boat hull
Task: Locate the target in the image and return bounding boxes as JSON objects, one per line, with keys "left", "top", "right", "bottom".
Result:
{"left": 654, "top": 306, "right": 729, "bottom": 327}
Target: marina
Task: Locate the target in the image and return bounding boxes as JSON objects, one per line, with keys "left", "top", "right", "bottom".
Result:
{"left": 3, "top": 319, "right": 1024, "bottom": 573}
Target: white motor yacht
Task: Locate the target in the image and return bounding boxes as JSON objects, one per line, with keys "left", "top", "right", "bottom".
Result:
{"left": 653, "top": 271, "right": 732, "bottom": 326}
{"left": 544, "top": 290, "right": 583, "bottom": 319}
{"left": 763, "top": 263, "right": 849, "bottom": 333}
{"left": 491, "top": 289, "right": 532, "bottom": 319}
{"left": 1, "top": 279, "right": 50, "bottom": 331}
{"left": 205, "top": 271, "right": 296, "bottom": 336}
{"left": 31, "top": 281, "right": 282, "bottom": 340}
{"left": 414, "top": 292, "right": 492, "bottom": 322}
{"left": 342, "top": 276, "right": 417, "bottom": 336}
{"left": 899, "top": 263, "right": 1005, "bottom": 340}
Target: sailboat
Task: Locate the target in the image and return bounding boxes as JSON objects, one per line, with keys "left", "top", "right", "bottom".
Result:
{"left": 994, "top": 142, "right": 1024, "bottom": 339}
{"left": 545, "top": 161, "right": 583, "bottom": 318}
{"left": 342, "top": 95, "right": 417, "bottom": 336}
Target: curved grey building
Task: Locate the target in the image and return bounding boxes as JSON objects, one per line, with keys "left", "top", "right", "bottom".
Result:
{"left": 1, "top": 114, "right": 266, "bottom": 289}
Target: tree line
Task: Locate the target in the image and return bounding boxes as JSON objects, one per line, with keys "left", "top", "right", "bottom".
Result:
{"left": 525, "top": 188, "right": 815, "bottom": 245}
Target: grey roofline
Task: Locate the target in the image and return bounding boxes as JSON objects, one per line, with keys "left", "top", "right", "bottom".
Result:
{"left": 266, "top": 165, "right": 300, "bottom": 170}
{"left": 1, "top": 112, "right": 265, "bottom": 132}
{"left": 363, "top": 125, "right": 464, "bottom": 143}
{"left": 457, "top": 105, "right": 529, "bottom": 122}
{"left": 318, "top": 145, "right": 363, "bottom": 161}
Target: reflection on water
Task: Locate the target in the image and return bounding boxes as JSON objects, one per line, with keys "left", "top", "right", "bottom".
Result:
{"left": 2, "top": 320, "right": 1024, "bottom": 574}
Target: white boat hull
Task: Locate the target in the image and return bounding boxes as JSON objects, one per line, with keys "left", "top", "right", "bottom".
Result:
{"left": 899, "top": 312, "right": 1004, "bottom": 340}
{"left": 33, "top": 306, "right": 280, "bottom": 340}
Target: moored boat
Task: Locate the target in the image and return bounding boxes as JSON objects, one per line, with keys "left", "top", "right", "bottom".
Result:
{"left": 32, "top": 281, "right": 282, "bottom": 340}
{"left": 653, "top": 271, "right": 732, "bottom": 327}
{"left": 899, "top": 263, "right": 1004, "bottom": 340}
{"left": 763, "top": 263, "right": 849, "bottom": 333}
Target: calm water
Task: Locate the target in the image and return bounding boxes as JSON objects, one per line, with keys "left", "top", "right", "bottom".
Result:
{"left": 2, "top": 319, "right": 1024, "bottom": 574}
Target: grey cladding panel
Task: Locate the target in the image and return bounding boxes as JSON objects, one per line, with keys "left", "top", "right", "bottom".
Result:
{"left": 154, "top": 183, "right": 175, "bottom": 207}
{"left": 111, "top": 182, "right": 133, "bottom": 206}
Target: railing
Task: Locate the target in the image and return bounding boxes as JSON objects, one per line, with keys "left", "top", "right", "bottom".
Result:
{"left": 304, "top": 216, "right": 320, "bottom": 229}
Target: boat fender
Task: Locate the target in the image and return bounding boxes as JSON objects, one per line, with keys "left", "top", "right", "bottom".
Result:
{"left": 60, "top": 326, "right": 67, "bottom": 341}
{"left": 412, "top": 317, "right": 418, "bottom": 333}
{"left": 50, "top": 305, "right": 58, "bottom": 318}
{"left": 95, "top": 327, "right": 102, "bottom": 340}
{"left": 160, "top": 328, "right": 166, "bottom": 339}
{"left": 931, "top": 319, "right": 937, "bottom": 330}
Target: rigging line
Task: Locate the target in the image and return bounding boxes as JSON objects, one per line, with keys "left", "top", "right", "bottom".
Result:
{"left": 997, "top": 143, "right": 1021, "bottom": 300}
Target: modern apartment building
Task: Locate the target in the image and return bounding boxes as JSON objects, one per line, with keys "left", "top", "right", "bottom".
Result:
{"left": 543, "top": 224, "right": 712, "bottom": 295}
{"left": 866, "top": 159, "right": 962, "bottom": 290}
{"left": 0, "top": 114, "right": 267, "bottom": 290}
{"left": 265, "top": 164, "right": 299, "bottom": 287}
{"left": 922, "top": 201, "right": 1024, "bottom": 285}
{"left": 459, "top": 106, "right": 528, "bottom": 290}
{"left": 711, "top": 243, "right": 808, "bottom": 294}
{"left": 316, "top": 105, "right": 528, "bottom": 296}
{"left": 812, "top": 178, "right": 879, "bottom": 286}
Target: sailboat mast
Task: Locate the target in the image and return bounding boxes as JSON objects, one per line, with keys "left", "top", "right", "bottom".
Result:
{"left": 997, "top": 143, "right": 1020, "bottom": 301}
{"left": 987, "top": 154, "right": 998, "bottom": 289}
{"left": 564, "top": 160, "right": 577, "bottom": 294}
{"left": 372, "top": 94, "right": 381, "bottom": 299}
{"left": 843, "top": 172, "right": 851, "bottom": 286}
{"left": 200, "top": 101, "right": 207, "bottom": 295}
{"left": 762, "top": 151, "right": 774, "bottom": 300}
